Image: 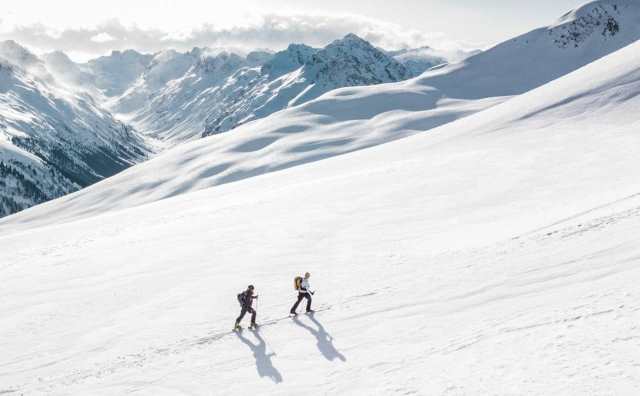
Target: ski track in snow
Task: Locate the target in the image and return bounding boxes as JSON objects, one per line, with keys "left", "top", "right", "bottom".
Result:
{"left": 2, "top": 196, "right": 640, "bottom": 394}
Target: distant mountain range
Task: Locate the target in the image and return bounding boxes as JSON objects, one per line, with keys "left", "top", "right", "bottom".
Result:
{"left": 4, "top": 0, "right": 638, "bottom": 225}
{"left": 0, "top": 35, "right": 453, "bottom": 217}
{"left": 107, "top": 34, "right": 452, "bottom": 143}
{"left": 0, "top": 41, "right": 149, "bottom": 217}
{"left": 3, "top": 0, "right": 639, "bottom": 219}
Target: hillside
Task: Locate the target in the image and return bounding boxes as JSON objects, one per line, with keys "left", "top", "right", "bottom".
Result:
{"left": 8, "top": 0, "right": 640, "bottom": 226}
{"left": 1, "top": 32, "right": 640, "bottom": 395}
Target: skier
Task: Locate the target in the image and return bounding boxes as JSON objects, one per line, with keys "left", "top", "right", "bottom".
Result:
{"left": 290, "top": 272, "right": 314, "bottom": 315}
{"left": 235, "top": 285, "right": 258, "bottom": 330}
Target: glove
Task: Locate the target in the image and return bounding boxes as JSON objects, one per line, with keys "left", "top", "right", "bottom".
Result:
{"left": 311, "top": 291, "right": 315, "bottom": 295}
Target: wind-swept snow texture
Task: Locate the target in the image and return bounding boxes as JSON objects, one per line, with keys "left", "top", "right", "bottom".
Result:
{"left": 9, "top": 0, "right": 640, "bottom": 226}
{"left": 2, "top": 14, "right": 640, "bottom": 394}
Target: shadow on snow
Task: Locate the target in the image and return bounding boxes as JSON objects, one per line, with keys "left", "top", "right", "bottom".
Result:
{"left": 293, "top": 314, "right": 346, "bottom": 362}
{"left": 235, "top": 329, "right": 283, "bottom": 384}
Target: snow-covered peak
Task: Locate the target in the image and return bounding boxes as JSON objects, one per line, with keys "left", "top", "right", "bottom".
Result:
{"left": 260, "top": 43, "right": 317, "bottom": 78}
{"left": 319, "top": 33, "right": 382, "bottom": 58}
{"left": 43, "top": 50, "right": 74, "bottom": 65}
{"left": 0, "top": 40, "right": 50, "bottom": 79}
{"left": 246, "top": 50, "right": 274, "bottom": 67}
{"left": 556, "top": 0, "right": 637, "bottom": 23}
{"left": 145, "top": 50, "right": 196, "bottom": 84}
{"left": 303, "top": 33, "right": 410, "bottom": 86}
{"left": 195, "top": 51, "right": 246, "bottom": 76}
{"left": 548, "top": 0, "right": 640, "bottom": 48}
{"left": 86, "top": 49, "right": 153, "bottom": 97}
{"left": 42, "top": 51, "right": 95, "bottom": 91}
{"left": 0, "top": 48, "right": 149, "bottom": 217}
{"left": 107, "top": 49, "right": 199, "bottom": 114}
{"left": 0, "top": 40, "right": 40, "bottom": 67}
{"left": 413, "top": 0, "right": 640, "bottom": 99}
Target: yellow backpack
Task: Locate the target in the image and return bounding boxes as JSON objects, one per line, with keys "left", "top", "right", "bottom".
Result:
{"left": 294, "top": 276, "right": 303, "bottom": 290}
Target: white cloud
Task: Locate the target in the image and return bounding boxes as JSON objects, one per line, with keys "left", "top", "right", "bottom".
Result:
{"left": 90, "top": 32, "right": 116, "bottom": 43}
{"left": 0, "top": 14, "right": 475, "bottom": 61}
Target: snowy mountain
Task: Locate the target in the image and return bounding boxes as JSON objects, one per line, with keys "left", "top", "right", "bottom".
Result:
{"left": 202, "top": 33, "right": 412, "bottom": 137}
{"left": 0, "top": 41, "right": 149, "bottom": 217}
{"left": 11, "top": 0, "right": 640, "bottom": 224}
{"left": 43, "top": 51, "right": 97, "bottom": 93}
{"left": 110, "top": 34, "right": 414, "bottom": 143}
{"left": 109, "top": 49, "right": 199, "bottom": 116}
{"left": 85, "top": 50, "right": 154, "bottom": 97}
{"left": 112, "top": 49, "right": 252, "bottom": 143}
{"left": 421, "top": 0, "right": 640, "bottom": 98}
{"left": 2, "top": 28, "right": 640, "bottom": 394}
{"left": 0, "top": 35, "right": 447, "bottom": 216}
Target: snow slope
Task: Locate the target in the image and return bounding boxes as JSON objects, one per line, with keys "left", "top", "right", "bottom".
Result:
{"left": 10, "top": 0, "right": 640, "bottom": 226}
{"left": 0, "top": 41, "right": 150, "bottom": 218}
{"left": 416, "top": 0, "right": 640, "bottom": 99}
{"left": 1, "top": 34, "right": 640, "bottom": 394}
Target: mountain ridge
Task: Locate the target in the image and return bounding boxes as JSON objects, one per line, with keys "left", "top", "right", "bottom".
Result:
{"left": 0, "top": 41, "right": 150, "bottom": 217}
{"left": 4, "top": 0, "right": 640, "bottom": 227}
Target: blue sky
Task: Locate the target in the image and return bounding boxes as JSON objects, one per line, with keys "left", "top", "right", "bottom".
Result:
{"left": 0, "top": 0, "right": 590, "bottom": 58}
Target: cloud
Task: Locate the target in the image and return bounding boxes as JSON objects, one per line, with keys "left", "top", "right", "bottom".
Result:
{"left": 0, "top": 14, "right": 474, "bottom": 61}
{"left": 90, "top": 32, "right": 116, "bottom": 43}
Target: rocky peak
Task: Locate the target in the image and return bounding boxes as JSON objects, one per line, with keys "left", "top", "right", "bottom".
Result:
{"left": 246, "top": 51, "right": 274, "bottom": 67}
{"left": 550, "top": 0, "right": 640, "bottom": 48}
{"left": 196, "top": 51, "right": 246, "bottom": 76}
{"left": 304, "top": 33, "right": 410, "bottom": 85}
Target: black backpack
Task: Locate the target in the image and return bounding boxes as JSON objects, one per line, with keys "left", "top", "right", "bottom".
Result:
{"left": 237, "top": 292, "right": 246, "bottom": 307}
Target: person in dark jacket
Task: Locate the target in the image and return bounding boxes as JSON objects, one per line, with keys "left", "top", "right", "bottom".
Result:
{"left": 235, "top": 285, "right": 258, "bottom": 329}
{"left": 290, "top": 272, "right": 314, "bottom": 315}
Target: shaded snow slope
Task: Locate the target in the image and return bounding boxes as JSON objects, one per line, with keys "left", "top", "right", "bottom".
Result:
{"left": 2, "top": 37, "right": 640, "bottom": 395}
{"left": 4, "top": 80, "right": 504, "bottom": 226}
{"left": 0, "top": 42, "right": 150, "bottom": 218}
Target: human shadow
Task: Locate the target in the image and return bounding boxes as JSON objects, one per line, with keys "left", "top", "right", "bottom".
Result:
{"left": 293, "top": 314, "right": 346, "bottom": 362}
{"left": 235, "top": 329, "right": 283, "bottom": 383}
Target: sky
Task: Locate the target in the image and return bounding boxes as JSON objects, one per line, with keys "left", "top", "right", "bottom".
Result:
{"left": 0, "top": 0, "right": 589, "bottom": 60}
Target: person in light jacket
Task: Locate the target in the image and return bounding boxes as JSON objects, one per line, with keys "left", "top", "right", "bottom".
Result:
{"left": 290, "top": 272, "right": 314, "bottom": 315}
